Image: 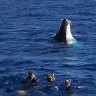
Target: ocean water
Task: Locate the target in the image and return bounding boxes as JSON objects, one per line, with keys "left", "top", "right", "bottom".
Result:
{"left": 0, "top": 0, "right": 96, "bottom": 96}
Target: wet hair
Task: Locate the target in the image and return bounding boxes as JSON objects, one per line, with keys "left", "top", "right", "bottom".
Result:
{"left": 27, "top": 71, "right": 32, "bottom": 77}
{"left": 65, "top": 80, "right": 70, "bottom": 85}
{"left": 28, "top": 71, "right": 32, "bottom": 75}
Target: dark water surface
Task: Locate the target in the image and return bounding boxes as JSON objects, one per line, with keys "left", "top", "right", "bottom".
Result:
{"left": 0, "top": 0, "right": 96, "bottom": 96}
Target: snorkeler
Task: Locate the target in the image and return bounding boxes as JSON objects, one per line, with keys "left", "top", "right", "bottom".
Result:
{"left": 65, "top": 79, "right": 74, "bottom": 92}
{"left": 26, "top": 71, "right": 37, "bottom": 83}
{"left": 65, "top": 80, "right": 71, "bottom": 88}
{"left": 22, "top": 71, "right": 37, "bottom": 83}
{"left": 47, "top": 72, "right": 56, "bottom": 82}
{"left": 65, "top": 79, "right": 84, "bottom": 91}
{"left": 65, "top": 80, "right": 71, "bottom": 89}
{"left": 46, "top": 72, "right": 58, "bottom": 91}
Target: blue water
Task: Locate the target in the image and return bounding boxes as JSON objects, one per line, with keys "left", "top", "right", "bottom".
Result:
{"left": 0, "top": 0, "right": 96, "bottom": 96}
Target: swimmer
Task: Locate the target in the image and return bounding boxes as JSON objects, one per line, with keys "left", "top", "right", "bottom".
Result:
{"left": 65, "top": 79, "right": 71, "bottom": 91}
{"left": 65, "top": 79, "right": 71, "bottom": 88}
{"left": 47, "top": 72, "right": 56, "bottom": 82}
{"left": 65, "top": 79, "right": 84, "bottom": 89}
{"left": 64, "top": 79, "right": 84, "bottom": 96}
{"left": 22, "top": 71, "right": 37, "bottom": 83}
{"left": 65, "top": 79, "right": 85, "bottom": 92}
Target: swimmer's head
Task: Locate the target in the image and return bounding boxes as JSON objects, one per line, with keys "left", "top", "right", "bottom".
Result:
{"left": 52, "top": 72, "right": 54, "bottom": 76}
{"left": 52, "top": 72, "right": 54, "bottom": 74}
{"left": 28, "top": 71, "right": 32, "bottom": 77}
{"left": 65, "top": 80, "right": 71, "bottom": 87}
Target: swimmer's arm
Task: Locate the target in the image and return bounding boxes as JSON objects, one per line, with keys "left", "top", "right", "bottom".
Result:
{"left": 70, "top": 85, "right": 85, "bottom": 89}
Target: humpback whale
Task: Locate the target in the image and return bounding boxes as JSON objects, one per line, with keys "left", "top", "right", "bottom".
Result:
{"left": 54, "top": 18, "right": 76, "bottom": 44}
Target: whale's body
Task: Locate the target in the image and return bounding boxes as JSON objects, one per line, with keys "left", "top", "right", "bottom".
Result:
{"left": 54, "top": 19, "right": 76, "bottom": 44}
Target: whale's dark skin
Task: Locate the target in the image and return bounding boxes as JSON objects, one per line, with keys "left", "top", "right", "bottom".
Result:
{"left": 54, "top": 19, "right": 76, "bottom": 44}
